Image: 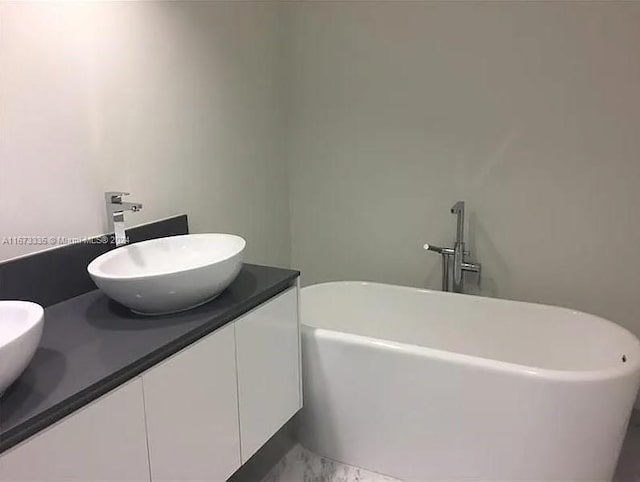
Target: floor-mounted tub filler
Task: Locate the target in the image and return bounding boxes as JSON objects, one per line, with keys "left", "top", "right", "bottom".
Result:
{"left": 298, "top": 282, "right": 640, "bottom": 482}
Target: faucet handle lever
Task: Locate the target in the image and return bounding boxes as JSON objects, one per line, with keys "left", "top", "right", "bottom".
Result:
{"left": 423, "top": 243, "right": 445, "bottom": 254}
{"left": 105, "top": 191, "right": 131, "bottom": 204}
{"left": 424, "top": 243, "right": 460, "bottom": 256}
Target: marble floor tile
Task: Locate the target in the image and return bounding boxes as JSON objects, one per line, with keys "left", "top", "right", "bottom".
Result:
{"left": 264, "top": 409, "right": 639, "bottom": 482}
{"left": 262, "top": 444, "right": 402, "bottom": 482}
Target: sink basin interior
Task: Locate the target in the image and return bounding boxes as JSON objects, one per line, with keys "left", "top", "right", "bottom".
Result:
{"left": 89, "top": 233, "right": 246, "bottom": 279}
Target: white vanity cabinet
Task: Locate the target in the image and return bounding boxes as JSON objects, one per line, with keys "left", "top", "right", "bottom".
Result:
{"left": 0, "top": 380, "right": 150, "bottom": 482}
{"left": 235, "top": 287, "right": 301, "bottom": 462}
{"left": 142, "top": 323, "right": 241, "bottom": 482}
{"left": 0, "top": 285, "right": 301, "bottom": 482}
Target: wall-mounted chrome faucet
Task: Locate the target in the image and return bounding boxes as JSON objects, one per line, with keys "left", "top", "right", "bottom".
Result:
{"left": 424, "top": 201, "right": 480, "bottom": 293}
{"left": 105, "top": 191, "right": 142, "bottom": 247}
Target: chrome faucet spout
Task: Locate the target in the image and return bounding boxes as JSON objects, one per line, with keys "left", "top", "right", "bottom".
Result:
{"left": 450, "top": 201, "right": 465, "bottom": 245}
{"left": 105, "top": 191, "right": 142, "bottom": 247}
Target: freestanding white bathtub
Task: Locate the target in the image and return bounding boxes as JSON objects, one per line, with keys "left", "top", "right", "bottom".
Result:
{"left": 298, "top": 281, "right": 640, "bottom": 482}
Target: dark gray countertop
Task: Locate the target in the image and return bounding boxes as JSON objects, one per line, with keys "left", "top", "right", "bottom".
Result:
{"left": 0, "top": 263, "right": 299, "bottom": 454}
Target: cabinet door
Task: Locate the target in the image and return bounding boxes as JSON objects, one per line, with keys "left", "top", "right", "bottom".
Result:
{"left": 1, "top": 379, "right": 150, "bottom": 482}
{"left": 142, "top": 323, "right": 241, "bottom": 482}
{"left": 235, "top": 287, "right": 301, "bottom": 462}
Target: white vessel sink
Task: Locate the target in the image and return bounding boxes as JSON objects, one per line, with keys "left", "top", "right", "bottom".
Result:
{"left": 0, "top": 301, "right": 44, "bottom": 395}
{"left": 88, "top": 234, "right": 246, "bottom": 316}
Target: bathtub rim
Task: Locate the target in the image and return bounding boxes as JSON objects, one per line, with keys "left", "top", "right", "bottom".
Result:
{"left": 301, "top": 280, "right": 640, "bottom": 382}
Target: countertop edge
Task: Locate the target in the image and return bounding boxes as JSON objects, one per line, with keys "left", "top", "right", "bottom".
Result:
{"left": 0, "top": 271, "right": 299, "bottom": 454}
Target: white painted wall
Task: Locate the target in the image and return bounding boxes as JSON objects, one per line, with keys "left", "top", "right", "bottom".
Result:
{"left": 285, "top": 2, "right": 640, "bottom": 336}
{"left": 3, "top": 0, "right": 640, "bottom": 341}
{"left": 0, "top": 1, "right": 289, "bottom": 266}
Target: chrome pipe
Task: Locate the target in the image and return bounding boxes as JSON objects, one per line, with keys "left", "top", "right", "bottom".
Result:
{"left": 450, "top": 201, "right": 465, "bottom": 293}
{"left": 441, "top": 253, "right": 450, "bottom": 291}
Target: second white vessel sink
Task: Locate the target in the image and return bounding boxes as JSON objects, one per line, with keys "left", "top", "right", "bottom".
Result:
{"left": 0, "top": 300, "right": 44, "bottom": 395}
{"left": 88, "top": 233, "right": 246, "bottom": 315}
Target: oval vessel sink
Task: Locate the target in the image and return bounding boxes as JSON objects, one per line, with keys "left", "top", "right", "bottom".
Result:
{"left": 88, "top": 233, "right": 246, "bottom": 315}
{"left": 0, "top": 301, "right": 44, "bottom": 395}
